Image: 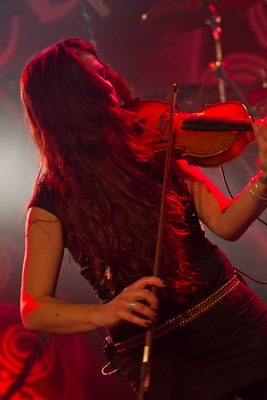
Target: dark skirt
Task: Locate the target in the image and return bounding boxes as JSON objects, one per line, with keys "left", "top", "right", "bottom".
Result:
{"left": 120, "top": 282, "right": 267, "bottom": 400}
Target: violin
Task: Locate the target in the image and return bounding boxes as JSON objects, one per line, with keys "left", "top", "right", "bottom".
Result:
{"left": 132, "top": 99, "right": 255, "bottom": 168}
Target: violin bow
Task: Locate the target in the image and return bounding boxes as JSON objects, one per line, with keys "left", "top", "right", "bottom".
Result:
{"left": 139, "top": 83, "right": 178, "bottom": 399}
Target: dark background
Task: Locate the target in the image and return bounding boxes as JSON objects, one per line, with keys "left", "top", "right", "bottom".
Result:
{"left": 1, "top": 1, "right": 267, "bottom": 398}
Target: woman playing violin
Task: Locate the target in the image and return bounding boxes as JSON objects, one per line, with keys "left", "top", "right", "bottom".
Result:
{"left": 20, "top": 38, "right": 267, "bottom": 400}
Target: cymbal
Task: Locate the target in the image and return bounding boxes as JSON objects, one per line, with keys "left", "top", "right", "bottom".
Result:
{"left": 141, "top": 0, "right": 259, "bottom": 33}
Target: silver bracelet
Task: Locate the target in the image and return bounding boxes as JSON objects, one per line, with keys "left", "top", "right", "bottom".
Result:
{"left": 249, "top": 187, "right": 267, "bottom": 204}
{"left": 254, "top": 181, "right": 267, "bottom": 197}
{"left": 248, "top": 176, "right": 267, "bottom": 204}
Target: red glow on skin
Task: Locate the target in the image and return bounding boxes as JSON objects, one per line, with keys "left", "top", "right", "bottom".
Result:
{"left": 21, "top": 293, "right": 43, "bottom": 319}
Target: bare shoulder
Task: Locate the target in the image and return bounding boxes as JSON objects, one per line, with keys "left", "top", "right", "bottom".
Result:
{"left": 27, "top": 206, "right": 60, "bottom": 223}
{"left": 26, "top": 207, "right": 63, "bottom": 246}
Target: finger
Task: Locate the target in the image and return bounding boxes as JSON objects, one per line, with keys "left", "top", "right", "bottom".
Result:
{"left": 252, "top": 121, "right": 267, "bottom": 142}
{"left": 251, "top": 120, "right": 262, "bottom": 134}
{"left": 123, "top": 288, "right": 160, "bottom": 311}
{"left": 252, "top": 118, "right": 265, "bottom": 127}
{"left": 127, "top": 276, "right": 165, "bottom": 291}
{"left": 119, "top": 308, "right": 155, "bottom": 328}
{"left": 129, "top": 313, "right": 154, "bottom": 328}
{"left": 252, "top": 118, "right": 267, "bottom": 133}
{"left": 129, "top": 299, "right": 158, "bottom": 321}
{"left": 128, "top": 298, "right": 158, "bottom": 317}
{"left": 107, "top": 296, "right": 157, "bottom": 327}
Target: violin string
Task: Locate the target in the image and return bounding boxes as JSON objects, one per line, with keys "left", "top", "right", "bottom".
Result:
{"left": 220, "top": 166, "right": 267, "bottom": 284}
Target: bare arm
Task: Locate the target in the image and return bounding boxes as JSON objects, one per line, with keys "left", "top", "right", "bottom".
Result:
{"left": 176, "top": 120, "right": 267, "bottom": 241}
{"left": 21, "top": 207, "right": 163, "bottom": 335}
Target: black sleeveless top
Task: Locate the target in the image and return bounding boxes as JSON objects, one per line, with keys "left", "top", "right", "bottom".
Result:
{"left": 29, "top": 166, "right": 236, "bottom": 342}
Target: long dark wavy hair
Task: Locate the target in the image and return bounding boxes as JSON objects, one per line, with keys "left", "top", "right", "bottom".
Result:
{"left": 20, "top": 38, "right": 198, "bottom": 300}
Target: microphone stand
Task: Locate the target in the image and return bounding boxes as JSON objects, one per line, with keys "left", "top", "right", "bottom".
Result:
{"left": 210, "top": 62, "right": 259, "bottom": 119}
{"left": 139, "top": 83, "right": 178, "bottom": 400}
{"left": 205, "top": 0, "right": 259, "bottom": 118}
{"left": 80, "top": 0, "right": 98, "bottom": 49}
{"left": 205, "top": 1, "right": 226, "bottom": 103}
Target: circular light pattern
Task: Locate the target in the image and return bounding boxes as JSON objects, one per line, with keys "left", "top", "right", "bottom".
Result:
{"left": 201, "top": 52, "right": 267, "bottom": 85}
{"left": 1, "top": 324, "right": 55, "bottom": 380}
{"left": 0, "top": 303, "right": 89, "bottom": 399}
{"left": 0, "top": 386, "right": 47, "bottom": 400}
{"left": 248, "top": 2, "right": 267, "bottom": 49}
{"left": 196, "top": 51, "right": 267, "bottom": 117}
{"left": 0, "top": 15, "right": 20, "bottom": 69}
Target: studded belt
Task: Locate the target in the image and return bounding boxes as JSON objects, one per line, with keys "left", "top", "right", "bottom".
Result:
{"left": 113, "top": 274, "right": 240, "bottom": 354}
